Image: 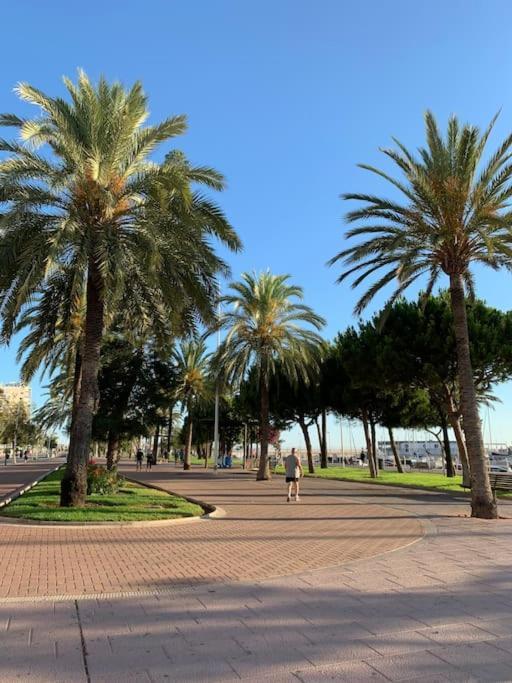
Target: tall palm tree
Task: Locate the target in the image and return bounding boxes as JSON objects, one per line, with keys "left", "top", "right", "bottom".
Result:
{"left": 0, "top": 72, "right": 240, "bottom": 506}
{"left": 329, "top": 111, "right": 512, "bottom": 519}
{"left": 214, "top": 272, "right": 325, "bottom": 480}
{"left": 173, "top": 337, "right": 212, "bottom": 470}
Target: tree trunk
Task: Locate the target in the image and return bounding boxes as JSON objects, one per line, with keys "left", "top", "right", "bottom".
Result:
{"left": 448, "top": 412, "right": 470, "bottom": 484}
{"left": 388, "top": 426, "right": 404, "bottom": 473}
{"left": 106, "top": 431, "right": 119, "bottom": 471}
{"left": 298, "top": 415, "right": 315, "bottom": 474}
{"left": 320, "top": 409, "right": 328, "bottom": 468}
{"left": 184, "top": 417, "right": 193, "bottom": 470}
{"left": 257, "top": 376, "right": 271, "bottom": 480}
{"left": 440, "top": 415, "right": 456, "bottom": 477}
{"left": 315, "top": 418, "right": 322, "bottom": 463}
{"left": 61, "top": 258, "right": 104, "bottom": 507}
{"left": 449, "top": 274, "right": 496, "bottom": 518}
{"left": 152, "top": 423, "right": 160, "bottom": 464}
{"left": 361, "top": 410, "right": 377, "bottom": 478}
{"left": 443, "top": 383, "right": 471, "bottom": 484}
{"left": 166, "top": 404, "right": 174, "bottom": 453}
{"left": 370, "top": 418, "right": 379, "bottom": 475}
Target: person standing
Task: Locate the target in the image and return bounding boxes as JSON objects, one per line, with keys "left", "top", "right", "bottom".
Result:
{"left": 135, "top": 448, "right": 144, "bottom": 471}
{"left": 284, "top": 448, "right": 303, "bottom": 502}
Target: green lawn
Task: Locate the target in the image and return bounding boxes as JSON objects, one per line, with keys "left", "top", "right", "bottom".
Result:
{"left": 278, "top": 465, "right": 512, "bottom": 498}
{"left": 300, "top": 466, "right": 466, "bottom": 494}
{"left": 1, "top": 468, "right": 203, "bottom": 522}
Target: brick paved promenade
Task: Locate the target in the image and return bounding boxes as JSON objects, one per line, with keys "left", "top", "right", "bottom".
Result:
{"left": 2, "top": 464, "right": 512, "bottom": 681}
{"left": 0, "top": 465, "right": 423, "bottom": 599}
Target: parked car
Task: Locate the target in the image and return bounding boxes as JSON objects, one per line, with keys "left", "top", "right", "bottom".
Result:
{"left": 489, "top": 464, "right": 511, "bottom": 473}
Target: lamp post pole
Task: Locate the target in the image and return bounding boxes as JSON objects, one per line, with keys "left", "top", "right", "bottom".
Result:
{"left": 339, "top": 417, "right": 345, "bottom": 467}
{"left": 213, "top": 299, "right": 221, "bottom": 471}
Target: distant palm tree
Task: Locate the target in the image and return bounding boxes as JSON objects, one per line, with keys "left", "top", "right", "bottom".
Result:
{"left": 330, "top": 111, "right": 512, "bottom": 519}
{"left": 0, "top": 72, "right": 240, "bottom": 506}
{"left": 214, "top": 272, "right": 325, "bottom": 480}
{"left": 173, "top": 337, "right": 212, "bottom": 470}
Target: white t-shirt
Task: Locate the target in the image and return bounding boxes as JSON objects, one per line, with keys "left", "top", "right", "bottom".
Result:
{"left": 284, "top": 454, "right": 300, "bottom": 478}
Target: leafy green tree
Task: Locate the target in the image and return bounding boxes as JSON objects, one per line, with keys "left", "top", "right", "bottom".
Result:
{"left": 265, "top": 367, "right": 321, "bottom": 473}
{"left": 214, "top": 272, "right": 325, "bottom": 480}
{"left": 331, "top": 112, "right": 512, "bottom": 518}
{"left": 93, "top": 337, "right": 180, "bottom": 468}
{"left": 93, "top": 338, "right": 145, "bottom": 469}
{"left": 375, "top": 295, "right": 512, "bottom": 481}
{"left": 183, "top": 397, "right": 243, "bottom": 466}
{"left": 0, "top": 401, "right": 40, "bottom": 461}
{"left": 0, "top": 72, "right": 240, "bottom": 506}
{"left": 326, "top": 326, "right": 385, "bottom": 477}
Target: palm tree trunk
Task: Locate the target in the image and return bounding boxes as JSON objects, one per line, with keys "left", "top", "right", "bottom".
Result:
{"left": 257, "top": 376, "right": 271, "bottom": 480}
{"left": 449, "top": 274, "right": 496, "bottom": 518}
{"left": 388, "top": 426, "right": 404, "bottom": 473}
{"left": 61, "top": 258, "right": 104, "bottom": 507}
{"left": 361, "top": 410, "right": 377, "bottom": 478}
{"left": 298, "top": 415, "right": 315, "bottom": 474}
{"left": 184, "top": 417, "right": 193, "bottom": 470}
{"left": 440, "top": 415, "right": 456, "bottom": 477}
{"left": 106, "top": 431, "right": 119, "bottom": 471}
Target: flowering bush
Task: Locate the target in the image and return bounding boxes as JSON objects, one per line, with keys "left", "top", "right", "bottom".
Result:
{"left": 87, "top": 464, "right": 120, "bottom": 495}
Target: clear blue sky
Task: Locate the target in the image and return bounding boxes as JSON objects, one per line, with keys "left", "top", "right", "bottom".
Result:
{"left": 1, "top": 0, "right": 512, "bottom": 448}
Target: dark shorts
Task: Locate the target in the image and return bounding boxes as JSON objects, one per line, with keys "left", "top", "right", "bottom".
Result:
{"left": 286, "top": 477, "right": 299, "bottom": 483}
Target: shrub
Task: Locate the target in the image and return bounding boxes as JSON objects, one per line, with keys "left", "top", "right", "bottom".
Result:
{"left": 87, "top": 464, "right": 120, "bottom": 495}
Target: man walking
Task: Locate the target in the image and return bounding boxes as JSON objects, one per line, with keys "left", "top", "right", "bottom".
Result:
{"left": 284, "top": 448, "right": 303, "bottom": 502}
{"left": 135, "top": 447, "right": 144, "bottom": 471}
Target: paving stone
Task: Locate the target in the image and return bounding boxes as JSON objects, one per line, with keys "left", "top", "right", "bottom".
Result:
{"left": 420, "top": 624, "right": 498, "bottom": 646}
{"left": 433, "top": 641, "right": 512, "bottom": 666}
{"left": 363, "top": 629, "right": 436, "bottom": 656}
{"left": 366, "top": 650, "right": 457, "bottom": 681}
{"left": 294, "top": 660, "right": 391, "bottom": 682}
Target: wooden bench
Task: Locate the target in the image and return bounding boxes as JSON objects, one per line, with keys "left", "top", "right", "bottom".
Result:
{"left": 489, "top": 473, "right": 512, "bottom": 498}
{"left": 464, "top": 473, "right": 512, "bottom": 497}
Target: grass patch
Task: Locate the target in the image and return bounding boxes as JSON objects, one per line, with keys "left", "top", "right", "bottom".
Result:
{"left": 276, "top": 465, "right": 512, "bottom": 498}
{"left": 299, "top": 467, "right": 465, "bottom": 493}
{"left": 1, "top": 468, "right": 204, "bottom": 522}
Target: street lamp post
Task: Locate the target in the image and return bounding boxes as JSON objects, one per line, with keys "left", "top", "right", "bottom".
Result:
{"left": 339, "top": 416, "right": 345, "bottom": 467}
{"left": 213, "top": 299, "right": 221, "bottom": 471}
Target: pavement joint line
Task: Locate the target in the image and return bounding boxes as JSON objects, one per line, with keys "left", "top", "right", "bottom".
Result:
{"left": 74, "top": 599, "right": 91, "bottom": 683}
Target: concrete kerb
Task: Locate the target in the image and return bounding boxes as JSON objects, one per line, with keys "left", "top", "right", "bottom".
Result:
{"left": 0, "top": 463, "right": 62, "bottom": 510}
{"left": 0, "top": 468, "right": 226, "bottom": 528}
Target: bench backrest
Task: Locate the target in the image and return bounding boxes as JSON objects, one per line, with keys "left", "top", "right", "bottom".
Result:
{"left": 489, "top": 473, "right": 512, "bottom": 490}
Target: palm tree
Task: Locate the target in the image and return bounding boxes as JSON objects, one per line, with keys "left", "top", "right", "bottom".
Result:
{"left": 329, "top": 111, "right": 512, "bottom": 519}
{"left": 214, "top": 272, "right": 325, "bottom": 480}
{"left": 0, "top": 72, "right": 240, "bottom": 506}
{"left": 173, "top": 337, "right": 212, "bottom": 470}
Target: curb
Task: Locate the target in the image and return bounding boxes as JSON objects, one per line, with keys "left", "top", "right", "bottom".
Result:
{"left": 0, "top": 464, "right": 62, "bottom": 510}
{"left": 0, "top": 471, "right": 226, "bottom": 528}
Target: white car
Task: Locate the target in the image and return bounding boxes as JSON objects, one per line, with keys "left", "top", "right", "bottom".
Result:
{"left": 489, "top": 464, "right": 511, "bottom": 473}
